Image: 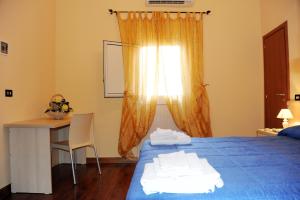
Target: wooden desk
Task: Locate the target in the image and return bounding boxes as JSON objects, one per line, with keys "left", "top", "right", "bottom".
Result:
{"left": 4, "top": 118, "right": 85, "bottom": 194}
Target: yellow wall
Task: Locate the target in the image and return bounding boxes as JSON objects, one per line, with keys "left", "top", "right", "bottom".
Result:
{"left": 0, "top": 0, "right": 55, "bottom": 188}
{"left": 260, "top": 0, "right": 300, "bottom": 99}
{"left": 260, "top": 0, "right": 300, "bottom": 122}
{"left": 1, "top": 0, "right": 299, "bottom": 191}
{"left": 55, "top": 0, "right": 264, "bottom": 157}
{"left": 0, "top": 0, "right": 266, "bottom": 188}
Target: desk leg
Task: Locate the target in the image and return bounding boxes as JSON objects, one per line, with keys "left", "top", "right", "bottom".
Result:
{"left": 9, "top": 128, "right": 52, "bottom": 194}
{"left": 50, "top": 129, "right": 60, "bottom": 167}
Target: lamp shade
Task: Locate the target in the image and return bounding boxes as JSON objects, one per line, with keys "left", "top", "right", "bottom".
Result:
{"left": 277, "top": 109, "right": 293, "bottom": 119}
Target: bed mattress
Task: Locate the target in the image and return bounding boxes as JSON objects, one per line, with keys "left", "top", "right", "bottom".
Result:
{"left": 126, "top": 136, "right": 300, "bottom": 200}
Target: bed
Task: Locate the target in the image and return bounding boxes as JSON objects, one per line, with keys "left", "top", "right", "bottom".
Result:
{"left": 126, "top": 136, "right": 300, "bottom": 200}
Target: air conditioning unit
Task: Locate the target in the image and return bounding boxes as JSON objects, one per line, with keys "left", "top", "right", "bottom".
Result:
{"left": 146, "top": 0, "right": 194, "bottom": 6}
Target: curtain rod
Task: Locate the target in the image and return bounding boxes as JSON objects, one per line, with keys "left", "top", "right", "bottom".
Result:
{"left": 108, "top": 9, "right": 211, "bottom": 15}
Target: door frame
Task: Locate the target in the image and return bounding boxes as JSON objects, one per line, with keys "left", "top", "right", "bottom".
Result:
{"left": 263, "top": 21, "right": 290, "bottom": 127}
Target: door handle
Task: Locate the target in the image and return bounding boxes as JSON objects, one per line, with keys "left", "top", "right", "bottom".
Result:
{"left": 275, "top": 94, "right": 285, "bottom": 96}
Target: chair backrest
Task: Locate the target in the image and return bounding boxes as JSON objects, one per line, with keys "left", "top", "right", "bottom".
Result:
{"left": 69, "top": 113, "right": 94, "bottom": 148}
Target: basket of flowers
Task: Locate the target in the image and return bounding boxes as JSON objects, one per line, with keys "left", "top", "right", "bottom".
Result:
{"left": 45, "top": 94, "right": 73, "bottom": 120}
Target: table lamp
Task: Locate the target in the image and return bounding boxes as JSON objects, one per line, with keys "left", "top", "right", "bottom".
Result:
{"left": 277, "top": 109, "right": 293, "bottom": 128}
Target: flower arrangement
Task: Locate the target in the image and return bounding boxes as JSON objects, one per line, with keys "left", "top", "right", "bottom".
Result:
{"left": 45, "top": 94, "right": 73, "bottom": 119}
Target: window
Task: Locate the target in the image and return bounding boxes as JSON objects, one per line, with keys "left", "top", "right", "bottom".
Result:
{"left": 139, "top": 45, "right": 183, "bottom": 99}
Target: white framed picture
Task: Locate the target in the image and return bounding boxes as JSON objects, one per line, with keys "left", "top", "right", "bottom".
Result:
{"left": 103, "top": 40, "right": 124, "bottom": 98}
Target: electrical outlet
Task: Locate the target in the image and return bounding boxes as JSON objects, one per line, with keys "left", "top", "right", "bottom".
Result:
{"left": 5, "top": 89, "right": 13, "bottom": 97}
{"left": 295, "top": 94, "right": 300, "bottom": 101}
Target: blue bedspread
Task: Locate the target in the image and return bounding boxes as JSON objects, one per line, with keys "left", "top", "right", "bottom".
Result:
{"left": 126, "top": 136, "right": 300, "bottom": 200}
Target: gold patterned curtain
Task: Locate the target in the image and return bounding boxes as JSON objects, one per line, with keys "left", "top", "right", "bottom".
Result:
{"left": 159, "top": 13, "right": 212, "bottom": 137}
{"left": 117, "top": 12, "right": 212, "bottom": 158}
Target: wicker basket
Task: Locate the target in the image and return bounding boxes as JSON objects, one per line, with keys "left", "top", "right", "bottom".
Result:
{"left": 47, "top": 111, "right": 67, "bottom": 120}
{"left": 46, "top": 94, "right": 69, "bottom": 120}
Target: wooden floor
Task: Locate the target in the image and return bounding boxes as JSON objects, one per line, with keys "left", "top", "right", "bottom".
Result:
{"left": 7, "top": 163, "right": 136, "bottom": 200}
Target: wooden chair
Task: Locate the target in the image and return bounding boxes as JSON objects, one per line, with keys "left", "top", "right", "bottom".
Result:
{"left": 51, "top": 113, "right": 101, "bottom": 184}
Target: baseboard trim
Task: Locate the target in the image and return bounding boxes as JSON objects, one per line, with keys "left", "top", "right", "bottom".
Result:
{"left": 0, "top": 184, "right": 11, "bottom": 200}
{"left": 87, "top": 157, "right": 137, "bottom": 164}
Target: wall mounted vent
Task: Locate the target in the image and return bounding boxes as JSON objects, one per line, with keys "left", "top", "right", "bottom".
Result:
{"left": 146, "top": 0, "right": 193, "bottom": 6}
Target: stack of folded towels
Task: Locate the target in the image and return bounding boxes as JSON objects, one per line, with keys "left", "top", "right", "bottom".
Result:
{"left": 150, "top": 128, "right": 191, "bottom": 145}
{"left": 141, "top": 151, "right": 224, "bottom": 195}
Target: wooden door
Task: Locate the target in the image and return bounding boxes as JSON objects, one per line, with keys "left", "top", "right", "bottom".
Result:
{"left": 263, "top": 22, "right": 290, "bottom": 128}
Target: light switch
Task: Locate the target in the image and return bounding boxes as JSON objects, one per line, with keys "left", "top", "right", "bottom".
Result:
{"left": 1, "top": 41, "right": 8, "bottom": 54}
{"left": 5, "top": 89, "right": 13, "bottom": 97}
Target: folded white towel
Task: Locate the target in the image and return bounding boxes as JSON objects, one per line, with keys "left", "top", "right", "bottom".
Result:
{"left": 157, "top": 151, "right": 189, "bottom": 170}
{"left": 156, "top": 128, "right": 173, "bottom": 133}
{"left": 150, "top": 128, "right": 191, "bottom": 145}
{"left": 153, "top": 152, "right": 218, "bottom": 177}
{"left": 141, "top": 162, "right": 224, "bottom": 195}
{"left": 141, "top": 151, "right": 224, "bottom": 195}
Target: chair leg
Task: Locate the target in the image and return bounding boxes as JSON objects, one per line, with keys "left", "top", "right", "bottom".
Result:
{"left": 69, "top": 150, "right": 77, "bottom": 184}
{"left": 74, "top": 151, "right": 77, "bottom": 170}
{"left": 91, "top": 145, "right": 101, "bottom": 174}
